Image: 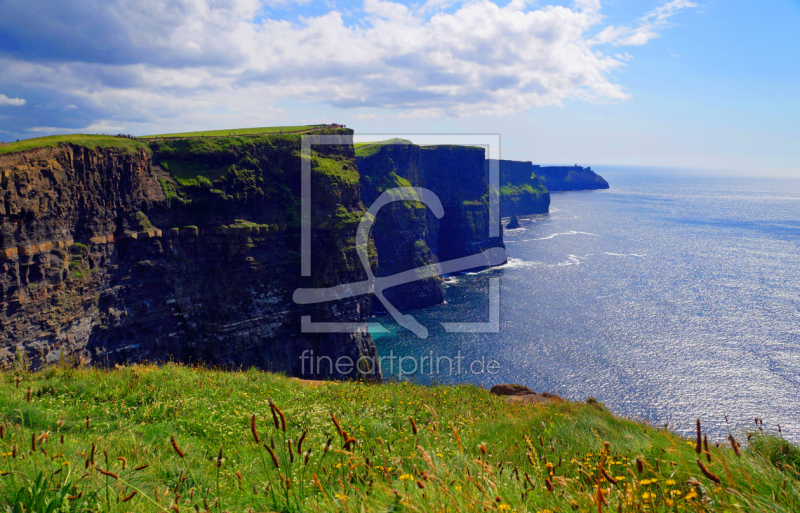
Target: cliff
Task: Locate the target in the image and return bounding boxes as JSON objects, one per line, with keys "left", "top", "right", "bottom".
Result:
{"left": 356, "top": 141, "right": 443, "bottom": 312}
{"left": 488, "top": 159, "right": 550, "bottom": 217}
{"left": 0, "top": 131, "right": 379, "bottom": 379}
{"left": 535, "top": 165, "right": 609, "bottom": 191}
{"left": 418, "top": 145, "right": 505, "bottom": 268}
{"left": 356, "top": 141, "right": 506, "bottom": 312}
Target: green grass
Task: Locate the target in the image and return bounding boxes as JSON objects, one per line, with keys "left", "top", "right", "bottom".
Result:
{"left": 142, "top": 126, "right": 325, "bottom": 139}
{"left": 0, "top": 134, "right": 149, "bottom": 156}
{"left": 354, "top": 139, "right": 413, "bottom": 157}
{"left": 0, "top": 364, "right": 797, "bottom": 513}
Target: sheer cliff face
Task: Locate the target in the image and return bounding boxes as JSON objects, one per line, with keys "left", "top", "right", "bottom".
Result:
{"left": 489, "top": 159, "right": 550, "bottom": 217}
{"left": 535, "top": 165, "right": 609, "bottom": 191}
{"left": 418, "top": 146, "right": 505, "bottom": 267}
{"left": 357, "top": 143, "right": 443, "bottom": 312}
{"left": 0, "top": 132, "right": 379, "bottom": 380}
{"left": 356, "top": 142, "right": 505, "bottom": 312}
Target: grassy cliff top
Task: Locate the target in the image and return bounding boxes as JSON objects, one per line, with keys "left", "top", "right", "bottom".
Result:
{"left": 0, "top": 134, "right": 149, "bottom": 156}
{"left": 142, "top": 125, "right": 328, "bottom": 139}
{"left": 0, "top": 364, "right": 796, "bottom": 512}
{"left": 354, "top": 138, "right": 414, "bottom": 157}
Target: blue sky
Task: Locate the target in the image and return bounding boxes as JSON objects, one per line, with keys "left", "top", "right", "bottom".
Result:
{"left": 0, "top": 0, "right": 798, "bottom": 169}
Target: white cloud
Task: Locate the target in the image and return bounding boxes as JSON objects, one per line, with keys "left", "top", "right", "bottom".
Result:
{"left": 0, "top": 0, "right": 696, "bottom": 134}
{"left": 0, "top": 94, "right": 26, "bottom": 106}
{"left": 591, "top": 0, "right": 697, "bottom": 46}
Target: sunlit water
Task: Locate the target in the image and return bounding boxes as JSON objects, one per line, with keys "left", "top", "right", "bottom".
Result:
{"left": 370, "top": 166, "right": 800, "bottom": 442}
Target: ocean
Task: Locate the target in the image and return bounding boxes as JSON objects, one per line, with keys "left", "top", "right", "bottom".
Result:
{"left": 370, "top": 166, "right": 800, "bottom": 442}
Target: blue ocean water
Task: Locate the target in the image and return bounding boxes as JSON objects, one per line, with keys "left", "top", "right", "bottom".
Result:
{"left": 370, "top": 166, "right": 800, "bottom": 442}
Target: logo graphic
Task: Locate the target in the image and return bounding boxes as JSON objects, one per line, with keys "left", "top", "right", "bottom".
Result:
{"left": 292, "top": 135, "right": 505, "bottom": 338}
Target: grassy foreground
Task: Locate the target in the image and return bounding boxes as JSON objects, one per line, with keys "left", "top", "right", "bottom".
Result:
{"left": 0, "top": 365, "right": 797, "bottom": 513}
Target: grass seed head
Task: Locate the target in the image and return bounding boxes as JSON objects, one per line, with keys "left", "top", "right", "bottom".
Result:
{"left": 331, "top": 414, "right": 344, "bottom": 438}
{"left": 695, "top": 419, "right": 702, "bottom": 454}
{"left": 697, "top": 459, "right": 722, "bottom": 484}
{"left": 251, "top": 414, "right": 260, "bottom": 443}
{"left": 265, "top": 444, "right": 280, "bottom": 468}
{"left": 171, "top": 436, "right": 185, "bottom": 459}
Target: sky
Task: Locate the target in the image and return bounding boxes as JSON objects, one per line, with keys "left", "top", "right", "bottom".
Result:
{"left": 0, "top": 0, "right": 798, "bottom": 169}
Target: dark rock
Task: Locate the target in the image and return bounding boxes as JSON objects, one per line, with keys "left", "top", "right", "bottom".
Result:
{"left": 535, "top": 165, "right": 609, "bottom": 191}
{"left": 506, "top": 215, "right": 520, "bottom": 229}
{"left": 490, "top": 383, "right": 563, "bottom": 403}
{"left": 490, "top": 383, "right": 536, "bottom": 396}
{"left": 0, "top": 131, "right": 380, "bottom": 380}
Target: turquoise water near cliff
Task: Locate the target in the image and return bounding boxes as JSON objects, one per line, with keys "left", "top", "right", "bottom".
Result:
{"left": 370, "top": 166, "right": 800, "bottom": 442}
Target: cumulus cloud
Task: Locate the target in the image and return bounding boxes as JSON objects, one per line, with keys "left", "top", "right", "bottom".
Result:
{"left": 591, "top": 0, "right": 697, "bottom": 46}
{"left": 0, "top": 0, "right": 695, "bottom": 135}
{"left": 0, "top": 94, "right": 26, "bottom": 106}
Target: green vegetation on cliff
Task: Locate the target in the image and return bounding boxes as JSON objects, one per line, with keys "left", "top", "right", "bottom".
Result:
{"left": 0, "top": 364, "right": 796, "bottom": 513}
{"left": 0, "top": 134, "right": 149, "bottom": 156}
{"left": 142, "top": 125, "right": 322, "bottom": 139}
{"left": 354, "top": 139, "right": 414, "bottom": 157}
{"left": 149, "top": 130, "right": 360, "bottom": 232}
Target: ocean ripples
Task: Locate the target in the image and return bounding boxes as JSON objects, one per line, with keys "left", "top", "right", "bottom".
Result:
{"left": 373, "top": 168, "right": 800, "bottom": 443}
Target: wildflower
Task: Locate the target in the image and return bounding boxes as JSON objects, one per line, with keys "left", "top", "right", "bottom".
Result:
{"left": 685, "top": 490, "right": 698, "bottom": 500}
{"left": 498, "top": 504, "right": 511, "bottom": 511}
{"left": 335, "top": 493, "right": 347, "bottom": 501}
{"left": 454, "top": 485, "right": 462, "bottom": 491}
{"left": 666, "top": 479, "right": 676, "bottom": 486}
{"left": 399, "top": 474, "right": 413, "bottom": 481}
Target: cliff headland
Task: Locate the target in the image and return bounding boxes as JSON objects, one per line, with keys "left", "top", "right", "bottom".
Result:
{"left": 0, "top": 129, "right": 609, "bottom": 378}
